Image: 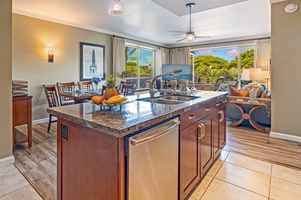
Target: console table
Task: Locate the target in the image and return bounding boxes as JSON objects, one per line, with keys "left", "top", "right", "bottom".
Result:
{"left": 229, "top": 100, "right": 267, "bottom": 132}
{"left": 12, "top": 96, "right": 32, "bottom": 149}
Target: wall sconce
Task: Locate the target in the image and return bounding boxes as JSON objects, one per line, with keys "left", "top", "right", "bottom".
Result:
{"left": 48, "top": 48, "right": 56, "bottom": 62}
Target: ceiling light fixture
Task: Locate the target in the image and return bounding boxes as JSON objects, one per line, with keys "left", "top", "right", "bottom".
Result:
{"left": 108, "top": 0, "right": 125, "bottom": 16}
{"left": 284, "top": 3, "right": 298, "bottom": 13}
{"left": 186, "top": 32, "right": 196, "bottom": 41}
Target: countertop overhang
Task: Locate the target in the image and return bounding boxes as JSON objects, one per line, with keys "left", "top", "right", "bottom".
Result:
{"left": 48, "top": 91, "right": 227, "bottom": 137}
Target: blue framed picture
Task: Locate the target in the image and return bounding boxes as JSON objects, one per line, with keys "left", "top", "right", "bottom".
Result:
{"left": 80, "top": 42, "right": 105, "bottom": 81}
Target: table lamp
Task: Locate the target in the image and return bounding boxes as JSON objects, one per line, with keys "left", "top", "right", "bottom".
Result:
{"left": 241, "top": 68, "right": 263, "bottom": 103}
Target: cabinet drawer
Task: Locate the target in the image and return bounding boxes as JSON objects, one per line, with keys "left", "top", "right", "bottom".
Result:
{"left": 180, "top": 108, "right": 201, "bottom": 130}
{"left": 200, "top": 100, "right": 218, "bottom": 118}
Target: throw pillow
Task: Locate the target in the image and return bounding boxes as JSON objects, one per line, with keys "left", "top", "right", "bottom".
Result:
{"left": 224, "top": 80, "right": 238, "bottom": 88}
{"left": 216, "top": 83, "right": 231, "bottom": 92}
{"left": 260, "top": 91, "right": 267, "bottom": 98}
{"left": 229, "top": 86, "right": 249, "bottom": 97}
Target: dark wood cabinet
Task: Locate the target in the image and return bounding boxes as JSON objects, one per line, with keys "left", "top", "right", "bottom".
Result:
{"left": 179, "top": 95, "right": 227, "bottom": 200}
{"left": 12, "top": 96, "right": 32, "bottom": 149}
{"left": 57, "top": 118, "right": 125, "bottom": 200}
{"left": 180, "top": 121, "right": 201, "bottom": 199}
{"left": 199, "top": 113, "right": 214, "bottom": 178}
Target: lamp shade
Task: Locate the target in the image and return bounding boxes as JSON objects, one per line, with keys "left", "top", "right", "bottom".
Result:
{"left": 262, "top": 71, "right": 270, "bottom": 79}
{"left": 241, "top": 68, "right": 263, "bottom": 81}
{"left": 108, "top": 0, "right": 125, "bottom": 16}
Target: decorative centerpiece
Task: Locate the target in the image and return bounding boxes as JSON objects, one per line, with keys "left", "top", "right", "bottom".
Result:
{"left": 104, "top": 75, "right": 117, "bottom": 99}
{"left": 241, "top": 68, "right": 264, "bottom": 103}
{"left": 91, "top": 77, "right": 101, "bottom": 92}
{"left": 246, "top": 83, "right": 260, "bottom": 103}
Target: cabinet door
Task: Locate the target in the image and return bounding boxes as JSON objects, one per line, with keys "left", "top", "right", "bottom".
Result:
{"left": 180, "top": 123, "right": 200, "bottom": 200}
{"left": 57, "top": 119, "right": 123, "bottom": 200}
{"left": 213, "top": 108, "right": 226, "bottom": 160}
{"left": 218, "top": 107, "right": 226, "bottom": 149}
{"left": 212, "top": 110, "right": 220, "bottom": 160}
{"left": 199, "top": 114, "right": 214, "bottom": 178}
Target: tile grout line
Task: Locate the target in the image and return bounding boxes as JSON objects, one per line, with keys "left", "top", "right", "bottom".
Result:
{"left": 214, "top": 177, "right": 269, "bottom": 199}
{"left": 198, "top": 153, "right": 229, "bottom": 200}
{"left": 268, "top": 164, "right": 273, "bottom": 199}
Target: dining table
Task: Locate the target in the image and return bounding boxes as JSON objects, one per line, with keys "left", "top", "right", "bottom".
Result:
{"left": 59, "top": 90, "right": 102, "bottom": 104}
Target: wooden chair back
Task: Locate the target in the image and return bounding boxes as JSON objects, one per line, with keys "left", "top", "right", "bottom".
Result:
{"left": 43, "top": 84, "right": 60, "bottom": 132}
{"left": 56, "top": 82, "right": 76, "bottom": 105}
{"left": 78, "top": 81, "right": 93, "bottom": 91}
{"left": 121, "top": 84, "right": 136, "bottom": 96}
{"left": 43, "top": 84, "right": 60, "bottom": 107}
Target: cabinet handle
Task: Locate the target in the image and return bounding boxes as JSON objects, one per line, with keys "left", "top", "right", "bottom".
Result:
{"left": 198, "top": 123, "right": 205, "bottom": 139}
{"left": 130, "top": 120, "right": 180, "bottom": 146}
{"left": 215, "top": 103, "right": 220, "bottom": 107}
{"left": 187, "top": 115, "right": 195, "bottom": 119}
{"left": 218, "top": 110, "right": 224, "bottom": 122}
{"left": 205, "top": 107, "right": 211, "bottom": 111}
{"left": 222, "top": 100, "right": 227, "bottom": 103}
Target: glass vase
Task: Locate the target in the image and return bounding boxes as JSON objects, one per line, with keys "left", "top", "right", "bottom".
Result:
{"left": 92, "top": 82, "right": 100, "bottom": 92}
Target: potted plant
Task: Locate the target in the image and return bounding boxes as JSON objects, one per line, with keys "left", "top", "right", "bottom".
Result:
{"left": 119, "top": 70, "right": 132, "bottom": 83}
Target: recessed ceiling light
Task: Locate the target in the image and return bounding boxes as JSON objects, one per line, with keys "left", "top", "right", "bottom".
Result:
{"left": 284, "top": 3, "right": 298, "bottom": 13}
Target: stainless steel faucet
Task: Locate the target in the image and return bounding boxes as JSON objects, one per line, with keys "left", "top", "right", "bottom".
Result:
{"left": 149, "top": 72, "right": 175, "bottom": 97}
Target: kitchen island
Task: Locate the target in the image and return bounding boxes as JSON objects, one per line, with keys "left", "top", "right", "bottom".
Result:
{"left": 48, "top": 91, "right": 227, "bottom": 200}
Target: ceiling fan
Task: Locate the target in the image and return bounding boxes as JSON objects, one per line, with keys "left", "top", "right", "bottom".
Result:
{"left": 176, "top": 3, "right": 211, "bottom": 42}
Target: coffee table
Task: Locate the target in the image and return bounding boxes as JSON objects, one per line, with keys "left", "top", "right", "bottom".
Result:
{"left": 229, "top": 100, "right": 267, "bottom": 132}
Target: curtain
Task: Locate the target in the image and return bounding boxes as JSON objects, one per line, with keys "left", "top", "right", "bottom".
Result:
{"left": 170, "top": 47, "right": 190, "bottom": 64}
{"left": 254, "top": 39, "right": 271, "bottom": 71}
{"left": 254, "top": 39, "right": 271, "bottom": 90}
{"left": 112, "top": 36, "right": 125, "bottom": 83}
{"left": 161, "top": 48, "right": 170, "bottom": 65}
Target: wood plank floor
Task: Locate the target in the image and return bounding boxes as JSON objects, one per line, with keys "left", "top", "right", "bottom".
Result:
{"left": 13, "top": 122, "right": 301, "bottom": 200}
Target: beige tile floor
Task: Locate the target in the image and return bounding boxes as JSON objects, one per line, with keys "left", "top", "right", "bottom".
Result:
{"left": 0, "top": 164, "right": 42, "bottom": 200}
{"left": 189, "top": 150, "right": 301, "bottom": 200}
{"left": 1, "top": 150, "right": 301, "bottom": 200}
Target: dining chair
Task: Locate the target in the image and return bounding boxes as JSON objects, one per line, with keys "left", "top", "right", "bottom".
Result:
{"left": 43, "top": 84, "right": 60, "bottom": 132}
{"left": 121, "top": 84, "right": 136, "bottom": 96}
{"left": 56, "top": 82, "right": 76, "bottom": 106}
{"left": 78, "top": 81, "right": 93, "bottom": 91}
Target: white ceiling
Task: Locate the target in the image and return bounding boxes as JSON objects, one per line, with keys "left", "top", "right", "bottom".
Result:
{"left": 12, "top": 0, "right": 271, "bottom": 47}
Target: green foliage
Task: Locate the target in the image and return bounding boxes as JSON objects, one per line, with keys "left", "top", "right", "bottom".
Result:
{"left": 194, "top": 50, "right": 254, "bottom": 83}
{"left": 126, "top": 47, "right": 137, "bottom": 62}
{"left": 126, "top": 61, "right": 152, "bottom": 77}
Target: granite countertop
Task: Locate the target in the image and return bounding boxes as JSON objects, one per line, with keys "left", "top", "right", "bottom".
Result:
{"left": 48, "top": 91, "right": 226, "bottom": 137}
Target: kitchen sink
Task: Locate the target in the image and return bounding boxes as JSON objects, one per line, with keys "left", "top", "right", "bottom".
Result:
{"left": 160, "top": 95, "right": 200, "bottom": 101}
{"left": 136, "top": 95, "right": 200, "bottom": 105}
{"left": 137, "top": 97, "right": 184, "bottom": 104}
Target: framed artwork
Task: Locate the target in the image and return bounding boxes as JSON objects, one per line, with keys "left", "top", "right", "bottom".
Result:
{"left": 80, "top": 42, "right": 105, "bottom": 81}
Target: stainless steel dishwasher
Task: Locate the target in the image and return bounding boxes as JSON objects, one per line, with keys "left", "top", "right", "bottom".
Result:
{"left": 126, "top": 117, "right": 180, "bottom": 200}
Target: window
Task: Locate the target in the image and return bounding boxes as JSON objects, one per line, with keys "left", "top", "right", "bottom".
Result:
{"left": 192, "top": 45, "right": 254, "bottom": 86}
{"left": 125, "top": 44, "right": 155, "bottom": 89}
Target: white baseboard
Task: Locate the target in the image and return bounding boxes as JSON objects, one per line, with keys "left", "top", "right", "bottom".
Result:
{"left": 0, "top": 155, "right": 15, "bottom": 168}
{"left": 270, "top": 131, "right": 301, "bottom": 142}
{"left": 32, "top": 117, "right": 56, "bottom": 125}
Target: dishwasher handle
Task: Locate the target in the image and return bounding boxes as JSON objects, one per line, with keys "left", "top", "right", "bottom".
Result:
{"left": 130, "top": 120, "right": 180, "bottom": 146}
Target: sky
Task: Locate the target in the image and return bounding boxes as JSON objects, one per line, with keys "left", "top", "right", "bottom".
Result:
{"left": 194, "top": 46, "right": 253, "bottom": 62}
{"left": 127, "top": 47, "right": 153, "bottom": 66}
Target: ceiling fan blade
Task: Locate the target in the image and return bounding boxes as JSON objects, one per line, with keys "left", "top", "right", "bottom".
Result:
{"left": 168, "top": 30, "right": 185, "bottom": 33}
{"left": 176, "top": 38, "right": 186, "bottom": 42}
{"left": 195, "top": 36, "right": 211, "bottom": 38}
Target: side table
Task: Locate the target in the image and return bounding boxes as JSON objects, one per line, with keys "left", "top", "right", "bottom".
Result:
{"left": 229, "top": 100, "right": 267, "bottom": 132}
{"left": 12, "top": 96, "right": 33, "bottom": 150}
